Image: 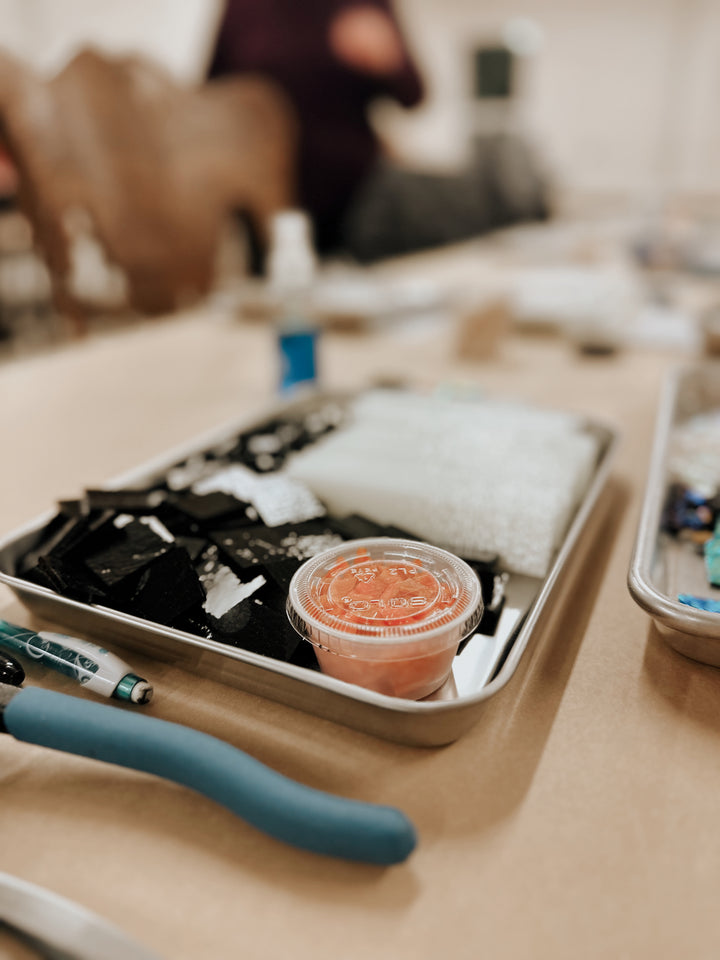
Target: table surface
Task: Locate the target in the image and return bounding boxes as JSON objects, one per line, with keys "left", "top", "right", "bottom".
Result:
{"left": 1, "top": 239, "right": 719, "bottom": 960}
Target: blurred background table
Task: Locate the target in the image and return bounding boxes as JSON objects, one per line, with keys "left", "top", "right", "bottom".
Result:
{"left": 2, "top": 233, "right": 719, "bottom": 959}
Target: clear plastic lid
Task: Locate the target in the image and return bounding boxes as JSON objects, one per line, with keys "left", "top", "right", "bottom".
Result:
{"left": 286, "top": 538, "right": 483, "bottom": 654}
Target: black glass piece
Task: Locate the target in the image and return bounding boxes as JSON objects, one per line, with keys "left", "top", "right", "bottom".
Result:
{"left": 21, "top": 563, "right": 57, "bottom": 591}
{"left": 84, "top": 519, "right": 171, "bottom": 589}
{"left": 200, "top": 551, "right": 268, "bottom": 624}
{"left": 465, "top": 553, "right": 500, "bottom": 604}
{"left": 172, "top": 491, "right": 254, "bottom": 524}
{"left": 14, "top": 511, "right": 68, "bottom": 575}
{"left": 213, "top": 598, "right": 301, "bottom": 662}
{"left": 207, "top": 508, "right": 261, "bottom": 532}
{"left": 18, "top": 510, "right": 115, "bottom": 576}
{"left": 84, "top": 488, "right": 167, "bottom": 514}
{"left": 477, "top": 575, "right": 507, "bottom": 636}
{"left": 327, "top": 514, "right": 389, "bottom": 540}
{"left": 18, "top": 506, "right": 117, "bottom": 598}
{"left": 328, "top": 514, "right": 421, "bottom": 542}
{"left": 32, "top": 554, "right": 110, "bottom": 604}
{"left": 57, "top": 499, "right": 86, "bottom": 518}
{"left": 206, "top": 595, "right": 252, "bottom": 638}
{"left": 252, "top": 564, "right": 294, "bottom": 613}
{"left": 171, "top": 604, "right": 212, "bottom": 638}
{"left": 195, "top": 542, "right": 224, "bottom": 578}
{"left": 147, "top": 501, "right": 203, "bottom": 538}
{"left": 124, "top": 546, "right": 206, "bottom": 625}
{"left": 260, "top": 558, "right": 303, "bottom": 596}
{"left": 457, "top": 574, "right": 507, "bottom": 654}
{"left": 211, "top": 520, "right": 343, "bottom": 570}
{"left": 176, "top": 536, "right": 209, "bottom": 564}
{"left": 288, "top": 637, "right": 320, "bottom": 670}
{"left": 378, "top": 524, "right": 422, "bottom": 541}
{"left": 228, "top": 410, "right": 342, "bottom": 472}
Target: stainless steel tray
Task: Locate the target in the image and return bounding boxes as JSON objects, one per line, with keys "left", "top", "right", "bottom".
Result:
{"left": 629, "top": 362, "right": 720, "bottom": 665}
{"left": 0, "top": 392, "right": 618, "bottom": 746}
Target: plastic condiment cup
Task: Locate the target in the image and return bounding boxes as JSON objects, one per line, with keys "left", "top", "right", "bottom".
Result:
{"left": 286, "top": 538, "right": 483, "bottom": 700}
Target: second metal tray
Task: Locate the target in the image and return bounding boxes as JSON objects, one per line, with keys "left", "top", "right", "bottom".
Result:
{"left": 629, "top": 362, "right": 720, "bottom": 665}
{"left": 1, "top": 392, "right": 618, "bottom": 745}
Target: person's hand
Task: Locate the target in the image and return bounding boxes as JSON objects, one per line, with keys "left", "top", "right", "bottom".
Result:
{"left": 328, "top": 5, "right": 406, "bottom": 75}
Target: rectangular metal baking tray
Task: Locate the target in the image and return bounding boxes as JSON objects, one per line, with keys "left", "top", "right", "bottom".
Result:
{"left": 0, "top": 391, "right": 618, "bottom": 746}
{"left": 629, "top": 362, "right": 720, "bottom": 665}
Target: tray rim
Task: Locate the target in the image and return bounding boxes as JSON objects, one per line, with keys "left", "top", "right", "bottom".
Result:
{"left": 627, "top": 362, "right": 720, "bottom": 643}
{"left": 0, "top": 389, "right": 620, "bottom": 728}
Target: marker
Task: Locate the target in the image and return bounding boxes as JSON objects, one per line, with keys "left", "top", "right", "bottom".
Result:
{"left": 0, "top": 651, "right": 24, "bottom": 687}
{"left": 0, "top": 620, "right": 153, "bottom": 704}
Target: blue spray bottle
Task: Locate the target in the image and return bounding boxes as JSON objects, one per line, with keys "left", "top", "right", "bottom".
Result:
{"left": 268, "top": 210, "right": 319, "bottom": 393}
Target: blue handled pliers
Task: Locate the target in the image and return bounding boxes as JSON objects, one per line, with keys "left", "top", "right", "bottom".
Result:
{"left": 0, "top": 678, "right": 416, "bottom": 865}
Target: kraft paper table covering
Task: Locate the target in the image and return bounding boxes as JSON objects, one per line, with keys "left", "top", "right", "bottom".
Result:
{"left": 1, "top": 303, "right": 717, "bottom": 960}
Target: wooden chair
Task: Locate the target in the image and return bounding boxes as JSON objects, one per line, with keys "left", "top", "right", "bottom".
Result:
{"left": 0, "top": 48, "right": 297, "bottom": 328}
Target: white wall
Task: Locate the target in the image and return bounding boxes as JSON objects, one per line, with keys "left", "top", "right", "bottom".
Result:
{"left": 0, "top": 0, "right": 222, "bottom": 82}
{"left": 382, "top": 0, "right": 720, "bottom": 210}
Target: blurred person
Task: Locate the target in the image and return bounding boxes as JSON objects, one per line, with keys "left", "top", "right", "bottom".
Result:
{"left": 209, "top": 0, "right": 548, "bottom": 262}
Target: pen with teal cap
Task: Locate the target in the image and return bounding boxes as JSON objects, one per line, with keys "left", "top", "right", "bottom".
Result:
{"left": 0, "top": 620, "right": 153, "bottom": 704}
